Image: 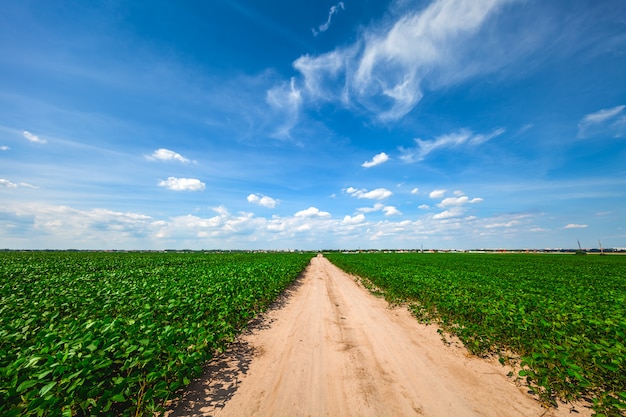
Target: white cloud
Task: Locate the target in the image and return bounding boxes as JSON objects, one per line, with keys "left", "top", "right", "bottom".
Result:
{"left": 0, "top": 146, "right": 9, "bottom": 151}
{"left": 564, "top": 223, "right": 588, "bottom": 229}
{"left": 0, "top": 200, "right": 563, "bottom": 250}
{"left": 158, "top": 177, "right": 206, "bottom": 191}
{"left": 429, "top": 189, "right": 446, "bottom": 199}
{"left": 484, "top": 220, "right": 520, "bottom": 228}
{"left": 0, "top": 179, "right": 37, "bottom": 189}
{"left": 401, "top": 128, "right": 505, "bottom": 162}
{"left": 342, "top": 213, "right": 366, "bottom": 225}
{"left": 358, "top": 203, "right": 385, "bottom": 213}
{"left": 1, "top": 203, "right": 157, "bottom": 247}
{"left": 346, "top": 187, "right": 393, "bottom": 200}
{"left": 578, "top": 105, "right": 626, "bottom": 138}
{"left": 295, "top": 206, "right": 331, "bottom": 218}
{"left": 23, "top": 130, "right": 46, "bottom": 144}
{"left": 247, "top": 193, "right": 279, "bottom": 208}
{"left": 295, "top": 0, "right": 518, "bottom": 122}
{"left": 418, "top": 204, "right": 430, "bottom": 209}
{"left": 0, "top": 179, "right": 18, "bottom": 188}
{"left": 580, "top": 105, "right": 625, "bottom": 125}
{"left": 312, "top": 2, "right": 345, "bottom": 36}
{"left": 362, "top": 152, "right": 390, "bottom": 168}
{"left": 411, "top": 188, "right": 419, "bottom": 194}
{"left": 357, "top": 202, "right": 400, "bottom": 216}
{"left": 433, "top": 207, "right": 465, "bottom": 219}
{"left": 438, "top": 196, "right": 483, "bottom": 207}
{"left": 266, "top": 77, "right": 302, "bottom": 139}
{"left": 383, "top": 206, "right": 401, "bottom": 216}
{"left": 147, "top": 148, "right": 191, "bottom": 163}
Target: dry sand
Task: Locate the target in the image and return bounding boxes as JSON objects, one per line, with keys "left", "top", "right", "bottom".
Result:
{"left": 166, "top": 255, "right": 592, "bottom": 417}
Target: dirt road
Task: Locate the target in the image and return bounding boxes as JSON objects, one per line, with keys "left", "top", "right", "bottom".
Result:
{"left": 167, "top": 255, "right": 591, "bottom": 417}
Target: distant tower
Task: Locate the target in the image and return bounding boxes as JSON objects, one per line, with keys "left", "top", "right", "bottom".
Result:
{"left": 575, "top": 239, "right": 586, "bottom": 255}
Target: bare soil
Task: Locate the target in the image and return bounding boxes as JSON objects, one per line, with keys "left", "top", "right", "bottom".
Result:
{"left": 166, "top": 255, "right": 592, "bottom": 417}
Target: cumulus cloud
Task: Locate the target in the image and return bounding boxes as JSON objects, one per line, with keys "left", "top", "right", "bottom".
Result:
{"left": 358, "top": 203, "right": 384, "bottom": 213}
{"left": 428, "top": 191, "right": 482, "bottom": 220}
{"left": 0, "top": 146, "right": 9, "bottom": 151}
{"left": 1, "top": 203, "right": 157, "bottom": 247}
{"left": 295, "top": 206, "right": 331, "bottom": 218}
{"left": 433, "top": 207, "right": 465, "bottom": 219}
{"left": 400, "top": 128, "right": 505, "bottom": 162}
{"left": 383, "top": 206, "right": 401, "bottom": 216}
{"left": 346, "top": 187, "right": 393, "bottom": 200}
{"left": 362, "top": 152, "right": 390, "bottom": 168}
{"left": 357, "top": 202, "right": 400, "bottom": 216}
{"left": 438, "top": 195, "right": 483, "bottom": 207}
{"left": 429, "top": 189, "right": 446, "bottom": 199}
{"left": 158, "top": 177, "right": 206, "bottom": 191}
{"left": 23, "top": 130, "right": 46, "bottom": 144}
{"left": 578, "top": 104, "right": 626, "bottom": 138}
{"left": 247, "top": 193, "right": 279, "bottom": 208}
{"left": 564, "top": 223, "right": 588, "bottom": 229}
{"left": 342, "top": 213, "right": 366, "bottom": 225}
{"left": 0, "top": 200, "right": 551, "bottom": 250}
{"left": 418, "top": 204, "right": 430, "bottom": 209}
{"left": 147, "top": 148, "right": 191, "bottom": 163}
{"left": 312, "top": 2, "right": 345, "bottom": 36}
{"left": 411, "top": 188, "right": 419, "bottom": 194}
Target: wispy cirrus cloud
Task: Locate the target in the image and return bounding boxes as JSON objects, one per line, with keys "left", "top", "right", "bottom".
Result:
{"left": 146, "top": 148, "right": 192, "bottom": 163}
{"left": 312, "top": 2, "right": 345, "bottom": 36}
{"left": 400, "top": 128, "right": 505, "bottom": 162}
{"left": 0, "top": 179, "right": 38, "bottom": 189}
{"left": 578, "top": 104, "right": 626, "bottom": 138}
{"left": 23, "top": 130, "right": 46, "bottom": 144}
{"left": 294, "top": 0, "right": 520, "bottom": 122}
{"left": 247, "top": 193, "right": 279, "bottom": 208}
{"left": 266, "top": 77, "right": 303, "bottom": 139}
{"left": 158, "top": 177, "right": 206, "bottom": 191}
{"left": 564, "top": 223, "right": 588, "bottom": 229}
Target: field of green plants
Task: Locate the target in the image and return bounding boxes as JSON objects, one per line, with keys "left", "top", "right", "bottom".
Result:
{"left": 0, "top": 251, "right": 312, "bottom": 416}
{"left": 325, "top": 252, "right": 626, "bottom": 416}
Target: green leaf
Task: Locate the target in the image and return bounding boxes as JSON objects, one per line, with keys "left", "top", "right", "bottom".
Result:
{"left": 111, "top": 393, "right": 126, "bottom": 402}
{"left": 16, "top": 379, "right": 38, "bottom": 393}
{"left": 36, "top": 370, "right": 54, "bottom": 380}
{"left": 39, "top": 381, "right": 56, "bottom": 396}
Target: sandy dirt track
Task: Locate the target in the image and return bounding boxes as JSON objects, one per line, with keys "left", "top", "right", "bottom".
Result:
{"left": 167, "top": 255, "right": 591, "bottom": 417}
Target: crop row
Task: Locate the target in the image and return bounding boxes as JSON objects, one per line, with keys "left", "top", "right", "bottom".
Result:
{"left": 0, "top": 251, "right": 312, "bottom": 416}
{"left": 325, "top": 252, "right": 626, "bottom": 416}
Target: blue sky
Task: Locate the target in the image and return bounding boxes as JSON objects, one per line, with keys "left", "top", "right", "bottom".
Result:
{"left": 1, "top": 0, "right": 625, "bottom": 250}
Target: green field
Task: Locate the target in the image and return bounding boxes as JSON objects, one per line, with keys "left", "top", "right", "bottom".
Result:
{"left": 325, "top": 252, "right": 626, "bottom": 416}
{"left": 0, "top": 251, "right": 312, "bottom": 416}
{"left": 3, "top": 251, "right": 625, "bottom": 416}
